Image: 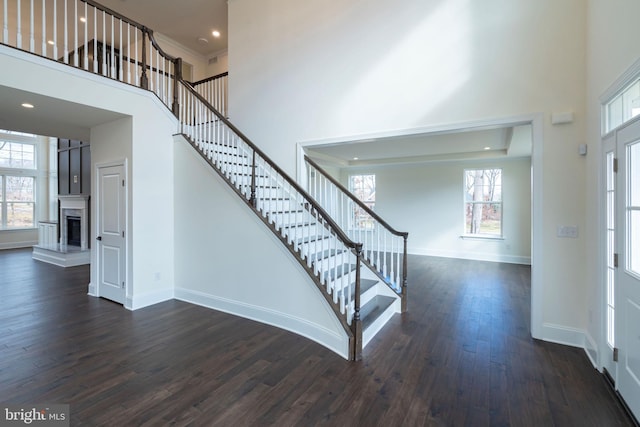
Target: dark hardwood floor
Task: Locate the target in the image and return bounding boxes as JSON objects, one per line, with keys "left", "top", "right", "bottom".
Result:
{"left": 0, "top": 248, "right": 633, "bottom": 426}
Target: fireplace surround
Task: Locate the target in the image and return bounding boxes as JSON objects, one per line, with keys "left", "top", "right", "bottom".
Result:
{"left": 59, "top": 195, "right": 89, "bottom": 250}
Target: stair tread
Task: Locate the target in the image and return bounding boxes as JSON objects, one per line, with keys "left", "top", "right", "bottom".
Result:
{"left": 360, "top": 295, "right": 396, "bottom": 327}
{"left": 311, "top": 248, "right": 347, "bottom": 261}
{"left": 324, "top": 263, "right": 356, "bottom": 281}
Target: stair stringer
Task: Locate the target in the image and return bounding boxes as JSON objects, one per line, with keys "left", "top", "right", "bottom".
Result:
{"left": 173, "top": 134, "right": 352, "bottom": 359}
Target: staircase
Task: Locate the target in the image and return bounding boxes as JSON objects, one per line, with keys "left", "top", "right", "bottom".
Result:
{"left": 0, "top": 0, "right": 408, "bottom": 360}
{"left": 175, "top": 104, "right": 408, "bottom": 359}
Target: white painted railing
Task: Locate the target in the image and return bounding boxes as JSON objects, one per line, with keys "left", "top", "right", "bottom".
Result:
{"left": 178, "top": 84, "right": 365, "bottom": 359}
{"left": 305, "top": 157, "right": 408, "bottom": 302}
{"left": 192, "top": 72, "right": 228, "bottom": 118}
{"left": 0, "top": 0, "right": 179, "bottom": 113}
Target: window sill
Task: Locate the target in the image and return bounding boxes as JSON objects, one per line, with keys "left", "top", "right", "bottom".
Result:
{"left": 460, "top": 235, "right": 504, "bottom": 241}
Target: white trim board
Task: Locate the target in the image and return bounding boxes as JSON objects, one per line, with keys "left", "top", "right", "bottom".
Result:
{"left": 174, "top": 287, "right": 350, "bottom": 360}
{"left": 297, "top": 113, "right": 545, "bottom": 340}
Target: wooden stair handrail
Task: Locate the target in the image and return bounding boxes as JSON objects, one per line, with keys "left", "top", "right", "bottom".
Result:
{"left": 304, "top": 155, "right": 408, "bottom": 238}
{"left": 179, "top": 81, "right": 361, "bottom": 251}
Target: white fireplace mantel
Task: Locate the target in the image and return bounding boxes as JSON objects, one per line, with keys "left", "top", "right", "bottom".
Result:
{"left": 59, "top": 195, "right": 90, "bottom": 250}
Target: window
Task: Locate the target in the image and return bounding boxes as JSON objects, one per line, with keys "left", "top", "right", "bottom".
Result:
{"left": 605, "top": 77, "right": 640, "bottom": 133}
{"left": 0, "top": 135, "right": 37, "bottom": 229}
{"left": 349, "top": 174, "right": 375, "bottom": 229}
{"left": 464, "top": 168, "right": 502, "bottom": 237}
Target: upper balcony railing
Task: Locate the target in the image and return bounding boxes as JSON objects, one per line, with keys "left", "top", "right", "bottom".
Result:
{"left": 1, "top": 0, "right": 181, "bottom": 114}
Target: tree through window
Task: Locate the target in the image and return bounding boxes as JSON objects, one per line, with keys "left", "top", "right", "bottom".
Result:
{"left": 464, "top": 168, "right": 502, "bottom": 237}
{"left": 0, "top": 134, "right": 37, "bottom": 229}
{"left": 349, "top": 174, "right": 375, "bottom": 229}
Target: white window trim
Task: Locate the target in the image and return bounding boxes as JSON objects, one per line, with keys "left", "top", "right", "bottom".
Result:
{"left": 462, "top": 168, "right": 503, "bottom": 239}
{"left": 0, "top": 132, "right": 38, "bottom": 230}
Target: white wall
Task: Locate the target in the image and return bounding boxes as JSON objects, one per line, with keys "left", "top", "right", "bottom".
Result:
{"left": 338, "top": 157, "right": 531, "bottom": 264}
{"left": 585, "top": 0, "right": 640, "bottom": 365}
{"left": 153, "top": 33, "right": 210, "bottom": 82}
{"left": 173, "top": 136, "right": 349, "bottom": 358}
{"left": 1, "top": 48, "right": 177, "bottom": 310}
{"left": 205, "top": 51, "right": 229, "bottom": 78}
{"left": 229, "top": 0, "right": 587, "bottom": 344}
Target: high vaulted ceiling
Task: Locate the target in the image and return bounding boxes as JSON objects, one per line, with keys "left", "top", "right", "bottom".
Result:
{"left": 96, "top": 0, "right": 228, "bottom": 57}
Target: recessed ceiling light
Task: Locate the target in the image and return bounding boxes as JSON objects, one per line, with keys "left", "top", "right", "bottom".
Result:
{"left": 21, "top": 103, "right": 34, "bottom": 109}
{"left": 353, "top": 157, "right": 359, "bottom": 160}
{"left": 212, "top": 30, "right": 221, "bottom": 38}
{"left": 484, "top": 146, "right": 491, "bottom": 150}
{"left": 80, "top": 17, "right": 86, "bottom": 23}
{"left": 47, "top": 40, "right": 54, "bottom": 45}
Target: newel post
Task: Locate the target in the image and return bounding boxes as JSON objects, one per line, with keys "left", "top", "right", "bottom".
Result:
{"left": 352, "top": 244, "right": 363, "bottom": 361}
{"left": 401, "top": 234, "right": 408, "bottom": 313}
{"left": 172, "top": 57, "right": 182, "bottom": 117}
{"left": 140, "top": 27, "right": 149, "bottom": 90}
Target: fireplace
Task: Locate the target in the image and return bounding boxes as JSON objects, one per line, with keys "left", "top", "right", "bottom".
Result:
{"left": 66, "top": 216, "right": 82, "bottom": 247}
{"left": 59, "top": 195, "right": 90, "bottom": 250}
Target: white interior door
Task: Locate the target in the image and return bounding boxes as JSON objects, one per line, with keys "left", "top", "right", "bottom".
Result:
{"left": 615, "top": 117, "right": 640, "bottom": 420}
{"left": 97, "top": 164, "right": 126, "bottom": 304}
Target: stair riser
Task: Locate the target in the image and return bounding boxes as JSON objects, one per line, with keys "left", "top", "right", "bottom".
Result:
{"left": 268, "top": 212, "right": 308, "bottom": 224}
{"left": 257, "top": 200, "right": 300, "bottom": 212}
{"left": 362, "top": 299, "right": 401, "bottom": 348}
{"left": 296, "top": 239, "right": 343, "bottom": 258}
{"left": 311, "top": 253, "right": 352, "bottom": 273}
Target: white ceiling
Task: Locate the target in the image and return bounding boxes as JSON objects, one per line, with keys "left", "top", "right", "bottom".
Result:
{"left": 0, "top": 84, "right": 125, "bottom": 141}
{"left": 306, "top": 124, "right": 533, "bottom": 167}
{"left": 96, "top": 0, "right": 228, "bottom": 57}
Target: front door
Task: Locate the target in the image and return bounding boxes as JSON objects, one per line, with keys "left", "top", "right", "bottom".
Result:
{"left": 96, "top": 164, "right": 126, "bottom": 304}
{"left": 615, "top": 117, "right": 640, "bottom": 419}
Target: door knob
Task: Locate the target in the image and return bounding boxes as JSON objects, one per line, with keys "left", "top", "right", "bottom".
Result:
{"left": 96, "top": 236, "right": 102, "bottom": 241}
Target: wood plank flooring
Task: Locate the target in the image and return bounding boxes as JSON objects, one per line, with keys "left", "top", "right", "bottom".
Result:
{"left": 0, "top": 248, "right": 633, "bottom": 426}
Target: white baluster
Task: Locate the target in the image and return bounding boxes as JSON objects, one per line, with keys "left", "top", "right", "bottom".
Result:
{"left": 134, "top": 28, "right": 138, "bottom": 85}
{"left": 3, "top": 0, "right": 8, "bottom": 44}
{"left": 16, "top": 0, "right": 22, "bottom": 48}
{"left": 376, "top": 223, "right": 381, "bottom": 271}
{"left": 101, "top": 10, "right": 105, "bottom": 75}
{"left": 73, "top": 0, "right": 77, "bottom": 66}
{"left": 29, "top": 0, "right": 34, "bottom": 52}
{"left": 63, "top": 0, "right": 69, "bottom": 63}
{"left": 82, "top": 1, "right": 87, "bottom": 69}
{"left": 110, "top": 15, "right": 114, "bottom": 78}
{"left": 126, "top": 23, "right": 131, "bottom": 83}
{"left": 52, "top": 0, "right": 57, "bottom": 59}
{"left": 119, "top": 19, "right": 123, "bottom": 81}
{"left": 92, "top": 7, "right": 97, "bottom": 72}
{"left": 41, "top": 0, "right": 46, "bottom": 56}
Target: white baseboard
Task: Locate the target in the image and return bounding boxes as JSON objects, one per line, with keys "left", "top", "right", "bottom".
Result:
{"left": 0, "top": 240, "right": 37, "bottom": 250}
{"left": 174, "top": 287, "right": 350, "bottom": 359}
{"left": 87, "top": 282, "right": 97, "bottom": 297}
{"left": 541, "top": 322, "right": 586, "bottom": 348}
{"left": 31, "top": 246, "right": 90, "bottom": 267}
{"left": 409, "top": 247, "right": 531, "bottom": 265}
{"left": 125, "top": 288, "right": 174, "bottom": 311}
{"left": 583, "top": 331, "right": 599, "bottom": 369}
